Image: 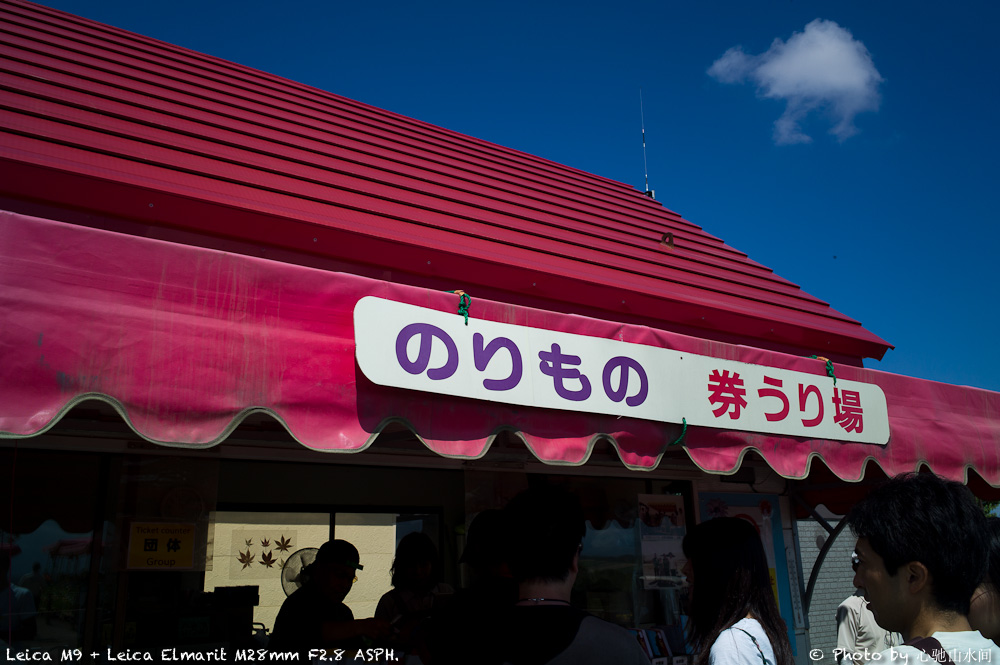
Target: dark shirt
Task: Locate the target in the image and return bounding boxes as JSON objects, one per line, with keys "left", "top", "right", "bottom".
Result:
{"left": 490, "top": 605, "right": 650, "bottom": 665}
{"left": 429, "top": 576, "right": 518, "bottom": 665}
{"left": 493, "top": 606, "right": 589, "bottom": 665}
{"left": 268, "top": 584, "right": 360, "bottom": 657}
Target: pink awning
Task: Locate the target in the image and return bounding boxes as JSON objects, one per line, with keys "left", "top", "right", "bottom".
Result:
{"left": 2, "top": 210, "right": 998, "bottom": 484}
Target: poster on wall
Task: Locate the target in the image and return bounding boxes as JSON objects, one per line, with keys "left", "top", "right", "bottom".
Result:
{"left": 697, "top": 493, "right": 796, "bottom": 655}
{"left": 229, "top": 530, "right": 299, "bottom": 580}
{"left": 638, "top": 494, "right": 687, "bottom": 590}
{"left": 126, "top": 522, "right": 196, "bottom": 570}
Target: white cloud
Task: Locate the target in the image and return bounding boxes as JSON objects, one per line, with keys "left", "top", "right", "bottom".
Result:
{"left": 708, "top": 19, "right": 883, "bottom": 144}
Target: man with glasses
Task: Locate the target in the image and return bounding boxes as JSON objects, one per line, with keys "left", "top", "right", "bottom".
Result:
{"left": 268, "top": 539, "right": 390, "bottom": 659}
{"left": 847, "top": 473, "right": 1000, "bottom": 664}
{"left": 835, "top": 552, "right": 900, "bottom": 663}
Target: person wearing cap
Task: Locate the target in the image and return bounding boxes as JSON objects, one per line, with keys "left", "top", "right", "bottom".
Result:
{"left": 268, "top": 539, "right": 390, "bottom": 658}
{"left": 1, "top": 543, "right": 37, "bottom": 647}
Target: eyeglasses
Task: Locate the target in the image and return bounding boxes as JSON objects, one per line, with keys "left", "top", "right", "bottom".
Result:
{"left": 330, "top": 570, "right": 359, "bottom": 584}
{"left": 851, "top": 552, "right": 860, "bottom": 571}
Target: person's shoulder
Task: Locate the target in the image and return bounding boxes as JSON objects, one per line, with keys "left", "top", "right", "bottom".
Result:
{"left": 338, "top": 601, "right": 354, "bottom": 621}
{"left": 714, "top": 622, "right": 745, "bottom": 640}
{"left": 578, "top": 615, "right": 636, "bottom": 639}
{"left": 711, "top": 623, "right": 752, "bottom": 654}
{"left": 9, "top": 584, "right": 33, "bottom": 605}
{"left": 730, "top": 617, "right": 769, "bottom": 641}
{"left": 375, "top": 588, "right": 401, "bottom": 610}
{"left": 882, "top": 633, "right": 1000, "bottom": 664}
{"left": 277, "top": 583, "right": 324, "bottom": 613}
{"left": 932, "top": 630, "right": 998, "bottom": 646}
{"left": 931, "top": 631, "right": 1000, "bottom": 659}
{"left": 879, "top": 646, "right": 923, "bottom": 663}
{"left": 838, "top": 595, "right": 865, "bottom": 611}
{"left": 710, "top": 619, "right": 770, "bottom": 665}
{"left": 561, "top": 616, "right": 650, "bottom": 664}
{"left": 282, "top": 584, "right": 312, "bottom": 603}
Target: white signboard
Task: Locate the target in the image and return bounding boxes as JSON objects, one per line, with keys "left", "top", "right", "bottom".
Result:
{"left": 353, "top": 297, "right": 889, "bottom": 444}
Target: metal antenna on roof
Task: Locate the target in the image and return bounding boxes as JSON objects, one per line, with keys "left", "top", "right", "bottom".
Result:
{"left": 640, "top": 89, "right": 654, "bottom": 200}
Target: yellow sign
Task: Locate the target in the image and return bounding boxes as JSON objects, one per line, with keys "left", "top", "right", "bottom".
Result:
{"left": 127, "top": 522, "right": 195, "bottom": 570}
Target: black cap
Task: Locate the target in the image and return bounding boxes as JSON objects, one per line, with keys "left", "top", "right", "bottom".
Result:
{"left": 315, "top": 540, "right": 363, "bottom": 571}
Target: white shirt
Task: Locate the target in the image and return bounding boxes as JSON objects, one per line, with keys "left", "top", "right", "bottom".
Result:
{"left": 837, "top": 592, "right": 901, "bottom": 662}
{"left": 710, "top": 618, "right": 776, "bottom": 665}
{"left": 881, "top": 631, "right": 1000, "bottom": 664}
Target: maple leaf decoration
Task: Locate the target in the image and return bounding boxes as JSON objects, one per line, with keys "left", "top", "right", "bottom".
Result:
{"left": 238, "top": 549, "right": 255, "bottom": 570}
{"left": 275, "top": 535, "right": 292, "bottom": 553}
{"left": 245, "top": 539, "right": 253, "bottom": 548}
{"left": 261, "top": 537, "right": 270, "bottom": 548}
{"left": 260, "top": 551, "right": 276, "bottom": 568}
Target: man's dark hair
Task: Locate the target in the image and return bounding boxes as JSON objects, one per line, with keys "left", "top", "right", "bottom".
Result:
{"left": 460, "top": 509, "right": 510, "bottom": 569}
{"left": 847, "top": 472, "right": 987, "bottom": 615}
{"left": 503, "top": 485, "right": 585, "bottom": 583}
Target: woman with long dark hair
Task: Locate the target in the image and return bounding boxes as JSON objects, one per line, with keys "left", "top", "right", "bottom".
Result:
{"left": 375, "top": 531, "right": 454, "bottom": 664}
{"left": 682, "top": 517, "right": 793, "bottom": 665}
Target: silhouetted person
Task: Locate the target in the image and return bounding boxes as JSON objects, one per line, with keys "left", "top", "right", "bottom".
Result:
{"left": 268, "top": 540, "right": 389, "bottom": 659}
{"left": 1, "top": 544, "right": 36, "bottom": 648}
{"left": 490, "top": 486, "right": 649, "bottom": 665}
{"left": 682, "top": 518, "right": 793, "bottom": 665}
{"left": 431, "top": 509, "right": 517, "bottom": 665}
{"left": 375, "top": 532, "right": 453, "bottom": 664}
{"left": 18, "top": 561, "right": 44, "bottom": 613}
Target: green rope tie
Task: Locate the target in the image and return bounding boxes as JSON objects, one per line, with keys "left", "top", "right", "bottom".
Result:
{"left": 808, "top": 355, "right": 837, "bottom": 385}
{"left": 668, "top": 418, "right": 687, "bottom": 447}
{"left": 448, "top": 290, "right": 472, "bottom": 325}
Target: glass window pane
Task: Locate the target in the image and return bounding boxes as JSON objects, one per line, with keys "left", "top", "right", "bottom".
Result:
{"left": 204, "top": 510, "right": 330, "bottom": 635}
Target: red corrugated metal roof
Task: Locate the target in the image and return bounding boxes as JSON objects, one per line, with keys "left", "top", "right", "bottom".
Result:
{"left": 0, "top": 0, "right": 892, "bottom": 361}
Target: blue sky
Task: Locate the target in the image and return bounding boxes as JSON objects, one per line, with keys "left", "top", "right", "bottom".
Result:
{"left": 37, "top": 0, "right": 1000, "bottom": 392}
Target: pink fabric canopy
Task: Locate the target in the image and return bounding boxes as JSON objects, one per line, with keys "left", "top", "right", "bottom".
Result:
{"left": 2, "top": 210, "right": 998, "bottom": 484}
